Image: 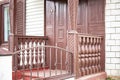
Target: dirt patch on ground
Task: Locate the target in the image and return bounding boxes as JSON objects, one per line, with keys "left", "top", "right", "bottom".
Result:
{"left": 106, "top": 76, "right": 120, "bottom": 80}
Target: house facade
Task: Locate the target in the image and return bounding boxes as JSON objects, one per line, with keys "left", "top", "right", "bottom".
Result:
{"left": 105, "top": 0, "right": 120, "bottom": 76}
{"left": 0, "top": 0, "right": 109, "bottom": 80}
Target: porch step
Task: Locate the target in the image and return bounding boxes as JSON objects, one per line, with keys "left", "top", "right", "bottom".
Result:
{"left": 12, "top": 67, "right": 72, "bottom": 80}
{"left": 12, "top": 67, "right": 49, "bottom": 80}
{"left": 77, "top": 72, "right": 107, "bottom": 80}
{"left": 0, "top": 43, "right": 8, "bottom": 49}
{"left": 45, "top": 74, "right": 74, "bottom": 80}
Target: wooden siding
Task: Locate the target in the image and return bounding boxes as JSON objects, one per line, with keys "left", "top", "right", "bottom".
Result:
{"left": 26, "top": 0, "right": 44, "bottom": 36}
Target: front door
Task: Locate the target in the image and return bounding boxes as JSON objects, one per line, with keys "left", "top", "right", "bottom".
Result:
{"left": 46, "top": 0, "right": 68, "bottom": 69}
{"left": 54, "top": 0, "right": 67, "bottom": 48}
{"left": 46, "top": 0, "right": 67, "bottom": 48}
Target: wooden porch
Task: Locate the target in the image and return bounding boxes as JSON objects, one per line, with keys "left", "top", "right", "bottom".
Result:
{"left": 0, "top": 0, "right": 107, "bottom": 79}
{"left": 11, "top": 33, "right": 106, "bottom": 80}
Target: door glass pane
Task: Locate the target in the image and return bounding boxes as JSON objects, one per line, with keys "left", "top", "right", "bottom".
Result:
{"left": 4, "top": 5, "right": 10, "bottom": 42}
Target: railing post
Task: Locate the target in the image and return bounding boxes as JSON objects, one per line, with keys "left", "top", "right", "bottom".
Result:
{"left": 67, "top": 31, "right": 79, "bottom": 78}
{"left": 100, "top": 37, "right": 105, "bottom": 72}
{"left": 9, "top": 34, "right": 15, "bottom": 52}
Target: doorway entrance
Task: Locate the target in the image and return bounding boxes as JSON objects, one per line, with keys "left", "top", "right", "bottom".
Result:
{"left": 46, "top": 0, "right": 68, "bottom": 49}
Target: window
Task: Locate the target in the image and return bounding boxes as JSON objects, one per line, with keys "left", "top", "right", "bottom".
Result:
{"left": 26, "top": 0, "right": 44, "bottom": 36}
{"left": 3, "top": 4, "right": 10, "bottom": 42}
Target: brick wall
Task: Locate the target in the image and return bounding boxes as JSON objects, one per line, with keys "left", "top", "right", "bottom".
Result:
{"left": 105, "top": 0, "right": 120, "bottom": 76}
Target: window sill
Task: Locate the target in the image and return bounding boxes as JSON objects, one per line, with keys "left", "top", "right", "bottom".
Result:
{"left": 0, "top": 43, "right": 8, "bottom": 49}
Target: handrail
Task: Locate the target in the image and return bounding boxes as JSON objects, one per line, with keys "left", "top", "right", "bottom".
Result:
{"left": 14, "top": 45, "right": 72, "bottom": 54}
{"left": 14, "top": 35, "right": 48, "bottom": 40}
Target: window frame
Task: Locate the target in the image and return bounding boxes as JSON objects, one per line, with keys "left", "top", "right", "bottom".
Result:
{"left": 0, "top": 3, "right": 10, "bottom": 44}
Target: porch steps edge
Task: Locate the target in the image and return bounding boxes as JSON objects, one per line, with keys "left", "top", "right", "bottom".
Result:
{"left": 77, "top": 72, "right": 107, "bottom": 80}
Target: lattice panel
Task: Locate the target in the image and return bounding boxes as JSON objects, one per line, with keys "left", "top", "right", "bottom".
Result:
{"left": 67, "top": 33, "right": 75, "bottom": 53}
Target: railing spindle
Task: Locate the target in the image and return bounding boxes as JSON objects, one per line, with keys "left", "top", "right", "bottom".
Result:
{"left": 55, "top": 45, "right": 58, "bottom": 75}
{"left": 50, "top": 47, "right": 52, "bottom": 77}
{"left": 61, "top": 50, "right": 62, "bottom": 75}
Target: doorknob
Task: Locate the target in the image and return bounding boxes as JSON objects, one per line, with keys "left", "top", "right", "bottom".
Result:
{"left": 50, "top": 8, "right": 54, "bottom": 14}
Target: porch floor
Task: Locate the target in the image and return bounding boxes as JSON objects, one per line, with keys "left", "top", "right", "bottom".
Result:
{"left": 13, "top": 69, "right": 70, "bottom": 80}
{"left": 24, "top": 69, "right": 67, "bottom": 77}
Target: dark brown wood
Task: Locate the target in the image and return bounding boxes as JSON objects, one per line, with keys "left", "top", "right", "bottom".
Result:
{"left": 46, "top": 0, "right": 55, "bottom": 46}
{"left": 46, "top": 0, "right": 68, "bottom": 70}
{"left": 77, "top": 0, "right": 88, "bottom": 33}
{"left": 15, "top": 0, "right": 25, "bottom": 35}
{"left": 78, "top": 34, "right": 103, "bottom": 76}
{"left": 87, "top": 0, "right": 105, "bottom": 72}
{"left": 55, "top": 0, "right": 68, "bottom": 70}
{"left": 68, "top": 0, "right": 79, "bottom": 31}
{"left": 46, "top": 0, "right": 68, "bottom": 48}
{"left": 11, "top": 0, "right": 106, "bottom": 79}
{"left": 9, "top": 0, "right": 15, "bottom": 51}
{"left": 88, "top": 0, "right": 105, "bottom": 35}
{"left": 9, "top": 0, "right": 26, "bottom": 51}
{"left": 68, "top": 0, "right": 79, "bottom": 78}
{"left": 55, "top": 0, "right": 67, "bottom": 48}
{"left": 46, "top": 0, "right": 55, "bottom": 70}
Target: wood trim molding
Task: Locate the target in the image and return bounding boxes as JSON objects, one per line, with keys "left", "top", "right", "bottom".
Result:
{"left": 23, "top": 0, "right": 26, "bottom": 35}
{"left": 9, "top": 0, "right": 15, "bottom": 34}
{"left": 0, "top": 3, "right": 9, "bottom": 45}
{"left": 0, "top": 0, "right": 9, "bottom": 5}
{"left": 9, "top": 0, "right": 15, "bottom": 51}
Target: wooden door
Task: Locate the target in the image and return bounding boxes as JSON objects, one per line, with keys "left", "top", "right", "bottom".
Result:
{"left": 55, "top": 0, "right": 67, "bottom": 48}
{"left": 46, "top": 0, "right": 68, "bottom": 69}
{"left": 46, "top": 0, "right": 67, "bottom": 48}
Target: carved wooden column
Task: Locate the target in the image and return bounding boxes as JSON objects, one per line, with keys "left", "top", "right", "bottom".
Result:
{"left": 67, "top": 0, "right": 79, "bottom": 78}
{"left": 68, "top": 0, "right": 79, "bottom": 31}
{"left": 9, "top": 0, "right": 16, "bottom": 52}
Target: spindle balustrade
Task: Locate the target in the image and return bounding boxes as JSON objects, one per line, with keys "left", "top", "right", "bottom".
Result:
{"left": 12, "top": 33, "right": 103, "bottom": 79}
{"left": 67, "top": 32, "right": 103, "bottom": 78}
{"left": 12, "top": 35, "right": 48, "bottom": 69}
{"left": 12, "top": 35, "right": 73, "bottom": 79}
